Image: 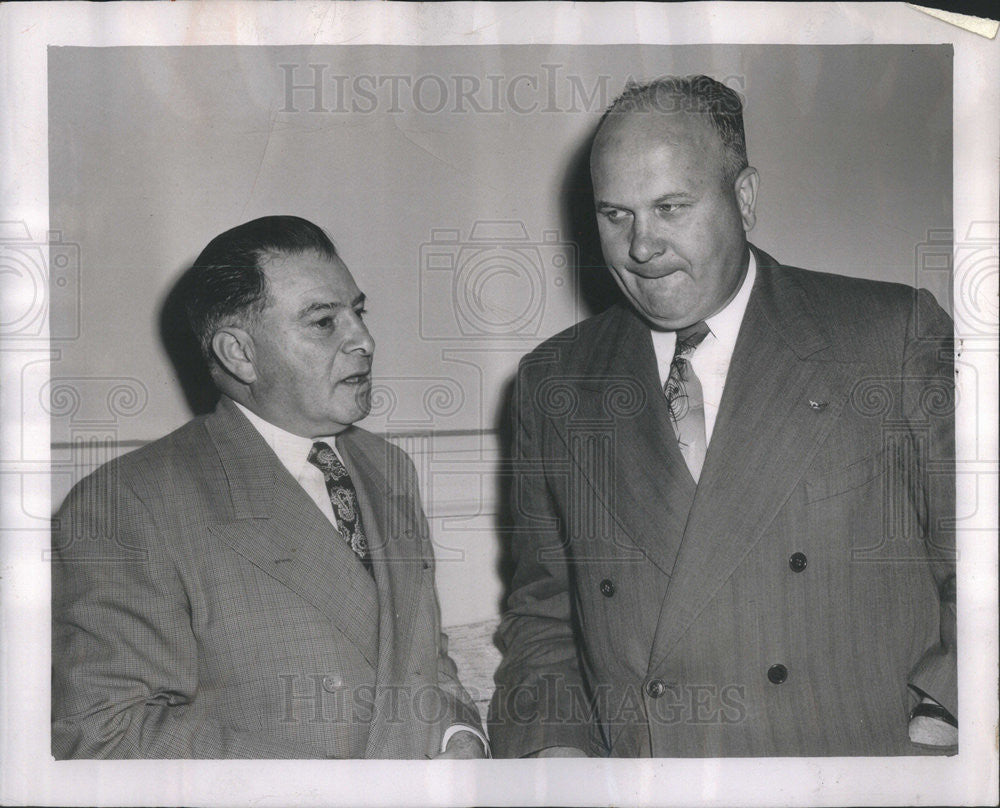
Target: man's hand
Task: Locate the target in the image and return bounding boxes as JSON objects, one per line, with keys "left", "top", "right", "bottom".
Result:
{"left": 433, "top": 730, "right": 487, "bottom": 759}
{"left": 531, "top": 746, "right": 589, "bottom": 757}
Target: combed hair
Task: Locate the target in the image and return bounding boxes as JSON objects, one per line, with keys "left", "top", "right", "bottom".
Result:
{"left": 601, "top": 75, "right": 749, "bottom": 183}
{"left": 180, "top": 215, "right": 338, "bottom": 363}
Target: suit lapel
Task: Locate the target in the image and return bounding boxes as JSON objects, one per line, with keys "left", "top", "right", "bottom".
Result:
{"left": 566, "top": 306, "right": 696, "bottom": 576}
{"left": 205, "top": 399, "right": 379, "bottom": 667}
{"left": 337, "top": 429, "right": 425, "bottom": 757}
{"left": 340, "top": 428, "right": 422, "bottom": 680}
{"left": 648, "top": 254, "right": 862, "bottom": 672}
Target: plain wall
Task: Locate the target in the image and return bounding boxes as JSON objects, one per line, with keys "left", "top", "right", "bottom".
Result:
{"left": 46, "top": 44, "right": 952, "bottom": 626}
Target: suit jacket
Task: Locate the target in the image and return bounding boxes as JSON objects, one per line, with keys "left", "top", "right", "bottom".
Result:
{"left": 489, "top": 247, "right": 956, "bottom": 757}
{"left": 52, "top": 396, "right": 481, "bottom": 758}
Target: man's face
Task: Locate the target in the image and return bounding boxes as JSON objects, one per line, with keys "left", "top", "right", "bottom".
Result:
{"left": 590, "top": 111, "right": 757, "bottom": 330}
{"left": 247, "top": 250, "right": 374, "bottom": 437}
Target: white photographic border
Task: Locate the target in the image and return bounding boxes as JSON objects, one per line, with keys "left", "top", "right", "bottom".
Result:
{"left": 1, "top": 2, "right": 996, "bottom": 806}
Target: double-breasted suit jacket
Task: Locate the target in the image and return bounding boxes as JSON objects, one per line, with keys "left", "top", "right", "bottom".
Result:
{"left": 490, "top": 247, "right": 956, "bottom": 757}
{"left": 52, "top": 397, "right": 481, "bottom": 758}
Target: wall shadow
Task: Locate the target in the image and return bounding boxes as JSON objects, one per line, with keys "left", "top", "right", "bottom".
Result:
{"left": 491, "top": 124, "right": 622, "bottom": 645}
{"left": 158, "top": 262, "right": 219, "bottom": 416}
{"left": 492, "top": 371, "right": 517, "bottom": 623}
{"left": 560, "top": 122, "right": 625, "bottom": 318}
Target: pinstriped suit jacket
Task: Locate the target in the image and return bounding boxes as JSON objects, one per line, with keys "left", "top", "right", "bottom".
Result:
{"left": 52, "top": 396, "right": 481, "bottom": 758}
{"left": 490, "top": 247, "right": 956, "bottom": 757}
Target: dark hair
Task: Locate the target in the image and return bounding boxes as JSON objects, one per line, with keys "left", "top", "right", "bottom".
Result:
{"left": 600, "top": 75, "right": 748, "bottom": 183}
{"left": 181, "top": 215, "right": 338, "bottom": 363}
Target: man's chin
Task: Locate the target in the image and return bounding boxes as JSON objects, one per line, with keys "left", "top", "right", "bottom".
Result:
{"left": 633, "top": 301, "right": 697, "bottom": 331}
{"left": 621, "top": 282, "right": 698, "bottom": 329}
{"left": 321, "top": 385, "right": 371, "bottom": 430}
{"left": 347, "top": 386, "right": 373, "bottom": 420}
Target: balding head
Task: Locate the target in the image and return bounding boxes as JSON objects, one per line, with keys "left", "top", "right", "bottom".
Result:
{"left": 594, "top": 75, "right": 748, "bottom": 185}
{"left": 589, "top": 76, "right": 759, "bottom": 330}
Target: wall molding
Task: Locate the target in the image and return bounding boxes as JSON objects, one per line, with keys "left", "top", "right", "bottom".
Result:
{"left": 50, "top": 429, "right": 504, "bottom": 520}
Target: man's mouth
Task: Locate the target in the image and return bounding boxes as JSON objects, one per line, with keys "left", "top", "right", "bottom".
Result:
{"left": 340, "top": 372, "right": 371, "bottom": 386}
{"left": 626, "top": 264, "right": 684, "bottom": 280}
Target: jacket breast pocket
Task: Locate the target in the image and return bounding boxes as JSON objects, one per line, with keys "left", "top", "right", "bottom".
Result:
{"left": 805, "top": 448, "right": 887, "bottom": 504}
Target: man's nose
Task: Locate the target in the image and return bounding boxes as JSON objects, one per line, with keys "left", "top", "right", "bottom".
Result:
{"left": 628, "top": 217, "right": 665, "bottom": 265}
{"left": 347, "top": 317, "right": 375, "bottom": 356}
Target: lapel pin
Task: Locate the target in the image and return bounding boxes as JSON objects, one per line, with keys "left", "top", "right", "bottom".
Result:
{"left": 808, "top": 399, "right": 828, "bottom": 411}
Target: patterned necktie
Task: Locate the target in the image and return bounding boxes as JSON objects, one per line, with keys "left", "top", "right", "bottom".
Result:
{"left": 664, "top": 321, "right": 711, "bottom": 482}
{"left": 307, "top": 441, "right": 373, "bottom": 574}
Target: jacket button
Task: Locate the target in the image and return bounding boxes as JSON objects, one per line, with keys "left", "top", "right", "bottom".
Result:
{"left": 645, "top": 678, "right": 666, "bottom": 698}
{"left": 767, "top": 664, "right": 788, "bottom": 684}
{"left": 788, "top": 552, "right": 808, "bottom": 572}
{"left": 599, "top": 578, "right": 616, "bottom": 597}
{"left": 322, "top": 675, "right": 343, "bottom": 692}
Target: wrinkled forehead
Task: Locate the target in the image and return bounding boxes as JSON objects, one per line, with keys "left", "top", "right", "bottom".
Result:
{"left": 258, "top": 249, "right": 358, "bottom": 308}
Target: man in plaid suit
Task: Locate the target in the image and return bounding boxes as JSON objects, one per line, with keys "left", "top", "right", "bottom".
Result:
{"left": 52, "top": 216, "right": 486, "bottom": 759}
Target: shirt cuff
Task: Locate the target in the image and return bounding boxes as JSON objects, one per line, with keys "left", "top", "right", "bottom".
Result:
{"left": 440, "top": 723, "right": 491, "bottom": 757}
{"left": 908, "top": 695, "right": 958, "bottom": 746}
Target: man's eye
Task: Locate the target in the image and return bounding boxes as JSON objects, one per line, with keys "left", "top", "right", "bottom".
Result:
{"left": 313, "top": 317, "right": 334, "bottom": 328}
{"left": 602, "top": 209, "right": 628, "bottom": 223}
{"left": 658, "top": 203, "right": 684, "bottom": 214}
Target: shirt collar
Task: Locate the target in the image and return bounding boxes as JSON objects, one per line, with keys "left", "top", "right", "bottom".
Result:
{"left": 703, "top": 248, "right": 757, "bottom": 347}
{"left": 232, "top": 399, "right": 342, "bottom": 472}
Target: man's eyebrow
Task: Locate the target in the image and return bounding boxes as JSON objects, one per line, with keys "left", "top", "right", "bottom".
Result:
{"left": 653, "top": 191, "right": 695, "bottom": 204}
{"left": 595, "top": 192, "right": 695, "bottom": 209}
{"left": 298, "top": 293, "right": 366, "bottom": 318}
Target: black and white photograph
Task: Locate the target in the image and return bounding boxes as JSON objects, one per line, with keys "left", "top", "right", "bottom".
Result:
{"left": 1, "top": 2, "right": 997, "bottom": 806}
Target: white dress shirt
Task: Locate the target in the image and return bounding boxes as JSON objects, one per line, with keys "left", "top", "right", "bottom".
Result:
{"left": 233, "top": 401, "right": 490, "bottom": 756}
{"left": 234, "top": 401, "right": 345, "bottom": 530}
{"left": 650, "top": 251, "right": 757, "bottom": 446}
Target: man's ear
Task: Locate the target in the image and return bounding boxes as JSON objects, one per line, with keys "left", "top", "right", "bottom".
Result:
{"left": 211, "top": 327, "right": 257, "bottom": 385}
{"left": 734, "top": 166, "right": 760, "bottom": 232}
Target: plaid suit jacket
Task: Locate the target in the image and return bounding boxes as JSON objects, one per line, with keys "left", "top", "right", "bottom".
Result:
{"left": 52, "top": 396, "right": 481, "bottom": 758}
